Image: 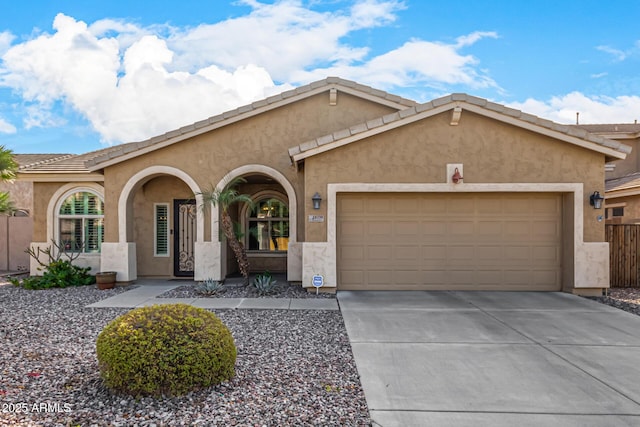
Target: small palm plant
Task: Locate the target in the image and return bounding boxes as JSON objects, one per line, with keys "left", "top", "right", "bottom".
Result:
{"left": 198, "top": 177, "right": 254, "bottom": 286}
{"left": 0, "top": 146, "right": 18, "bottom": 214}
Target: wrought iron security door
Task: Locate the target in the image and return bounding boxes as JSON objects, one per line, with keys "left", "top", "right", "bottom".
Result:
{"left": 173, "top": 199, "right": 196, "bottom": 277}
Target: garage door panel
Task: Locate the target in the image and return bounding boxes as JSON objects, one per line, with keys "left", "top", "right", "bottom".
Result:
{"left": 368, "top": 198, "right": 393, "bottom": 214}
{"left": 367, "top": 221, "right": 393, "bottom": 239}
{"left": 420, "top": 196, "right": 447, "bottom": 213}
{"left": 449, "top": 221, "right": 476, "bottom": 237}
{"left": 395, "top": 198, "right": 420, "bottom": 214}
{"left": 338, "top": 220, "right": 364, "bottom": 240}
{"left": 366, "top": 270, "right": 394, "bottom": 284}
{"left": 532, "top": 246, "right": 561, "bottom": 263}
{"left": 422, "top": 221, "right": 448, "bottom": 237}
{"left": 395, "top": 221, "right": 420, "bottom": 236}
{"left": 337, "top": 193, "right": 562, "bottom": 291}
{"left": 339, "top": 245, "right": 364, "bottom": 262}
{"left": 367, "top": 246, "right": 392, "bottom": 261}
{"left": 477, "top": 221, "right": 504, "bottom": 236}
{"left": 395, "top": 246, "right": 420, "bottom": 262}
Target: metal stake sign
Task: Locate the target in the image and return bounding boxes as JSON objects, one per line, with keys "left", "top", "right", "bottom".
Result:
{"left": 312, "top": 274, "right": 324, "bottom": 295}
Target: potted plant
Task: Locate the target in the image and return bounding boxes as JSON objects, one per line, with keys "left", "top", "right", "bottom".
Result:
{"left": 96, "top": 271, "right": 117, "bottom": 290}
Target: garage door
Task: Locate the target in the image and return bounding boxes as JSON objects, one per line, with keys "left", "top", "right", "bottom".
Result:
{"left": 337, "top": 193, "right": 562, "bottom": 291}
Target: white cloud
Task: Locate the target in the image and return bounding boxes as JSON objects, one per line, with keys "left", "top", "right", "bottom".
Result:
{"left": 597, "top": 45, "right": 627, "bottom": 61}
{"left": 507, "top": 92, "right": 640, "bottom": 124}
{"left": 291, "top": 35, "right": 499, "bottom": 90}
{"left": 0, "top": 31, "right": 15, "bottom": 56}
{"left": 0, "top": 117, "right": 16, "bottom": 134}
{"left": 0, "top": 1, "right": 499, "bottom": 145}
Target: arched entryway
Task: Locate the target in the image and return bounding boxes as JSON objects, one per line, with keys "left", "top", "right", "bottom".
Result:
{"left": 101, "top": 166, "right": 203, "bottom": 281}
{"left": 212, "top": 165, "right": 300, "bottom": 281}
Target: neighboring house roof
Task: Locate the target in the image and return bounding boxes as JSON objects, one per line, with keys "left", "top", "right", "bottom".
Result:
{"left": 606, "top": 172, "right": 640, "bottom": 192}
{"left": 289, "top": 93, "right": 632, "bottom": 163}
{"left": 17, "top": 145, "right": 133, "bottom": 175}
{"left": 15, "top": 154, "right": 73, "bottom": 169}
{"left": 83, "top": 77, "right": 418, "bottom": 171}
{"left": 576, "top": 123, "right": 640, "bottom": 134}
{"left": 605, "top": 172, "right": 640, "bottom": 200}
{"left": 575, "top": 124, "right": 640, "bottom": 142}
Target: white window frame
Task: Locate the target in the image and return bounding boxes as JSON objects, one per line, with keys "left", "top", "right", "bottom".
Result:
{"left": 243, "top": 192, "right": 289, "bottom": 254}
{"left": 154, "top": 203, "right": 170, "bottom": 257}
{"left": 56, "top": 190, "right": 104, "bottom": 254}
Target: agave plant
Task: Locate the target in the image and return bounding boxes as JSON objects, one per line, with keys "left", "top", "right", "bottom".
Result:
{"left": 196, "top": 278, "right": 224, "bottom": 296}
{"left": 252, "top": 272, "right": 278, "bottom": 296}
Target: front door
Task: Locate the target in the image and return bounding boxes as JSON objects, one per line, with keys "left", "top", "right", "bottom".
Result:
{"left": 173, "top": 199, "right": 196, "bottom": 277}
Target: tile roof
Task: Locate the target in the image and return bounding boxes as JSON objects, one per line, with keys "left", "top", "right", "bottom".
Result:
{"left": 15, "top": 154, "right": 73, "bottom": 169}
{"left": 16, "top": 79, "right": 633, "bottom": 174}
{"left": 575, "top": 124, "right": 640, "bottom": 134}
{"left": 289, "top": 93, "right": 632, "bottom": 162}
{"left": 606, "top": 172, "right": 640, "bottom": 192}
{"left": 17, "top": 145, "right": 132, "bottom": 174}
{"left": 83, "top": 77, "right": 418, "bottom": 171}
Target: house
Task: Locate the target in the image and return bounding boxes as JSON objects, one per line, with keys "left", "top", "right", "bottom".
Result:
{"left": 17, "top": 77, "right": 631, "bottom": 295}
{"left": 575, "top": 124, "right": 640, "bottom": 224}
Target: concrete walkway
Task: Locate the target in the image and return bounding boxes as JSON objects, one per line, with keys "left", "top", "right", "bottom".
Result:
{"left": 86, "top": 279, "right": 339, "bottom": 310}
{"left": 338, "top": 291, "right": 640, "bottom": 427}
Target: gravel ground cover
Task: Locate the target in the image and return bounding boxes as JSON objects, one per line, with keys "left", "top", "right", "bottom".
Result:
{"left": 588, "top": 287, "right": 640, "bottom": 316}
{"left": 0, "top": 283, "right": 369, "bottom": 426}
{"left": 4, "top": 280, "right": 640, "bottom": 427}
{"left": 159, "top": 279, "right": 335, "bottom": 299}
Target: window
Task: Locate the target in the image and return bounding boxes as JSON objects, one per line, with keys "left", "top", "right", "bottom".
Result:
{"left": 155, "top": 203, "right": 169, "bottom": 257}
{"left": 59, "top": 191, "right": 104, "bottom": 253}
{"left": 247, "top": 197, "right": 289, "bottom": 252}
{"left": 606, "top": 207, "right": 625, "bottom": 219}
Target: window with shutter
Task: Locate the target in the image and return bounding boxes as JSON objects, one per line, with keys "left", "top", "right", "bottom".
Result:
{"left": 58, "top": 191, "right": 104, "bottom": 253}
{"left": 155, "top": 203, "right": 169, "bottom": 257}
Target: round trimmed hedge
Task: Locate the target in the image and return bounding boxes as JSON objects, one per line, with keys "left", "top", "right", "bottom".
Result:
{"left": 96, "top": 303, "right": 236, "bottom": 397}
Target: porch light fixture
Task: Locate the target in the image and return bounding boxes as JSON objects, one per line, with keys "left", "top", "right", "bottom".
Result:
{"left": 312, "top": 192, "right": 322, "bottom": 210}
{"left": 590, "top": 191, "right": 604, "bottom": 209}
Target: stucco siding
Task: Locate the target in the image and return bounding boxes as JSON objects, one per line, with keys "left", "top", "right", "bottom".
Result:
{"left": 102, "top": 92, "right": 397, "bottom": 245}
{"left": 304, "top": 110, "right": 605, "bottom": 243}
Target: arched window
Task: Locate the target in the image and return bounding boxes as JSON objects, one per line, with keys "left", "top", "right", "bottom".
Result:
{"left": 246, "top": 197, "right": 289, "bottom": 252}
{"left": 58, "top": 191, "right": 104, "bottom": 253}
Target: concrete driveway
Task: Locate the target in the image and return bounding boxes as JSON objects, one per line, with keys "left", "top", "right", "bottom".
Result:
{"left": 338, "top": 291, "right": 640, "bottom": 427}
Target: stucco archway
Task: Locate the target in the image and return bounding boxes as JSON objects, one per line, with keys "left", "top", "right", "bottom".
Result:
{"left": 212, "top": 165, "right": 297, "bottom": 243}
{"left": 211, "top": 164, "right": 301, "bottom": 280}
{"left": 118, "top": 166, "right": 203, "bottom": 243}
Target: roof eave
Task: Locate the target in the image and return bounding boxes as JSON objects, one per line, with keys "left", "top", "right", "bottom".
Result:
{"left": 290, "top": 100, "right": 631, "bottom": 163}
{"left": 17, "top": 171, "right": 104, "bottom": 182}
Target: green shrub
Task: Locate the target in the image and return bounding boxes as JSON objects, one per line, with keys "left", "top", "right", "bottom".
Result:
{"left": 96, "top": 304, "right": 236, "bottom": 397}
{"left": 11, "top": 260, "right": 95, "bottom": 289}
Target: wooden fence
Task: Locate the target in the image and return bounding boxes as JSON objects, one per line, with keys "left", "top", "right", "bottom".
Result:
{"left": 606, "top": 224, "right": 640, "bottom": 288}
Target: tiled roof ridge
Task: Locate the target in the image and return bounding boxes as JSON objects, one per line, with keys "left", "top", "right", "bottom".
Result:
{"left": 85, "top": 77, "right": 418, "bottom": 169}
{"left": 17, "top": 154, "right": 74, "bottom": 170}
{"left": 289, "top": 93, "right": 632, "bottom": 159}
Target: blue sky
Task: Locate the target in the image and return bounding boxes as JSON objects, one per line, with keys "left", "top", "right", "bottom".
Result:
{"left": 0, "top": 0, "right": 639, "bottom": 154}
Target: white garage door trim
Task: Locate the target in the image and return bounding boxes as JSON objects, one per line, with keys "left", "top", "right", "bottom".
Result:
{"left": 337, "top": 192, "right": 563, "bottom": 290}
{"left": 301, "top": 182, "right": 609, "bottom": 291}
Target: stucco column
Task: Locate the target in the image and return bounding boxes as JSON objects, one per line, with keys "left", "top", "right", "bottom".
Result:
{"left": 101, "top": 242, "right": 137, "bottom": 282}
{"left": 194, "top": 241, "right": 222, "bottom": 281}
